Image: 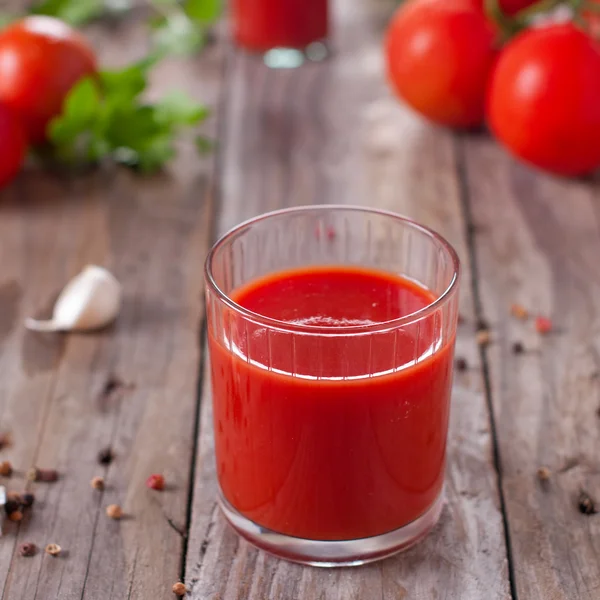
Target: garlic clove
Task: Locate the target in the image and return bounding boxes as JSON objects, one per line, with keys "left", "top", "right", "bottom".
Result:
{"left": 25, "top": 266, "right": 122, "bottom": 333}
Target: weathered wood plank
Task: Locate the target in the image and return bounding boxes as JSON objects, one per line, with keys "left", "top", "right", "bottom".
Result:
{"left": 0, "top": 16, "right": 223, "bottom": 600}
{"left": 185, "top": 1, "right": 510, "bottom": 598}
{"left": 462, "top": 136, "right": 600, "bottom": 600}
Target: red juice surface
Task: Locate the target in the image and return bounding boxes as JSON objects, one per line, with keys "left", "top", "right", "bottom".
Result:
{"left": 209, "top": 266, "right": 454, "bottom": 541}
{"left": 232, "top": 0, "right": 328, "bottom": 51}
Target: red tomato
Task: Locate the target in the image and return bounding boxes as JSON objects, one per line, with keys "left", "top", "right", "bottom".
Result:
{"left": 487, "top": 24, "right": 600, "bottom": 176}
{"left": 0, "top": 102, "right": 26, "bottom": 189}
{"left": 385, "top": 0, "right": 498, "bottom": 128}
{"left": 0, "top": 16, "right": 97, "bottom": 144}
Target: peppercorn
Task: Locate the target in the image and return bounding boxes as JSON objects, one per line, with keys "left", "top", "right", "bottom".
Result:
{"left": 535, "top": 316, "right": 553, "bottom": 335}
{"left": 4, "top": 499, "right": 20, "bottom": 515}
{"left": 537, "top": 466, "right": 551, "bottom": 481}
{"left": 0, "top": 461, "right": 13, "bottom": 476}
{"left": 21, "top": 493, "right": 35, "bottom": 508}
{"left": 8, "top": 510, "right": 23, "bottom": 522}
{"left": 578, "top": 490, "right": 597, "bottom": 515}
{"left": 97, "top": 447, "right": 115, "bottom": 466}
{"left": 106, "top": 504, "right": 123, "bottom": 520}
{"left": 90, "top": 476, "right": 105, "bottom": 490}
{"left": 510, "top": 304, "right": 529, "bottom": 320}
{"left": 27, "top": 467, "right": 58, "bottom": 482}
{"left": 476, "top": 318, "right": 489, "bottom": 331}
{"left": 19, "top": 542, "right": 37, "bottom": 557}
{"left": 146, "top": 474, "right": 165, "bottom": 491}
{"left": 45, "top": 543, "right": 61, "bottom": 556}
{"left": 512, "top": 342, "right": 525, "bottom": 355}
{"left": 455, "top": 357, "right": 468, "bottom": 372}
{"left": 172, "top": 582, "right": 187, "bottom": 596}
{"left": 0, "top": 433, "right": 12, "bottom": 450}
{"left": 476, "top": 329, "right": 491, "bottom": 347}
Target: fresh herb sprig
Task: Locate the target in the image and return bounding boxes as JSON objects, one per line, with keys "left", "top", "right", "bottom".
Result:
{"left": 47, "top": 57, "right": 212, "bottom": 172}
{"left": 0, "top": 0, "right": 219, "bottom": 172}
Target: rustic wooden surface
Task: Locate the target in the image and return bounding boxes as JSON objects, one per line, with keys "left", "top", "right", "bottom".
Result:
{"left": 0, "top": 5, "right": 222, "bottom": 600}
{"left": 0, "top": 0, "right": 598, "bottom": 598}
{"left": 462, "top": 139, "right": 600, "bottom": 600}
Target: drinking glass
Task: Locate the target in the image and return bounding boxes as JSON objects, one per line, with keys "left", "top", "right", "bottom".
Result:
{"left": 232, "top": 0, "right": 330, "bottom": 68}
{"left": 205, "top": 205, "right": 460, "bottom": 566}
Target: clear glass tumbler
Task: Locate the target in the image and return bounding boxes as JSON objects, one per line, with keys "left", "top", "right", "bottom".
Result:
{"left": 205, "top": 205, "right": 460, "bottom": 566}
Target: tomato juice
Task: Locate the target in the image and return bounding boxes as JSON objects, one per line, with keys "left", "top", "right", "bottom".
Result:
{"left": 232, "top": 0, "right": 329, "bottom": 52}
{"left": 209, "top": 265, "right": 455, "bottom": 541}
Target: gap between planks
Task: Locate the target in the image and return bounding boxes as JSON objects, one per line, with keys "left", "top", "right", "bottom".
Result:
{"left": 454, "top": 136, "right": 518, "bottom": 600}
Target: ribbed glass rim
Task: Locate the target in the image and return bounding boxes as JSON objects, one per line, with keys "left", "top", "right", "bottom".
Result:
{"left": 204, "top": 205, "right": 461, "bottom": 335}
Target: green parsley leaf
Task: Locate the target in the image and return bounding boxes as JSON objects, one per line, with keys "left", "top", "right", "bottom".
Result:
{"left": 48, "top": 78, "right": 101, "bottom": 145}
{"left": 47, "top": 61, "right": 211, "bottom": 173}
{"left": 148, "top": 0, "right": 221, "bottom": 58}
{"left": 185, "top": 0, "right": 221, "bottom": 24}
{"left": 155, "top": 91, "right": 209, "bottom": 127}
{"left": 32, "top": 0, "right": 106, "bottom": 26}
{"left": 152, "top": 12, "right": 205, "bottom": 57}
{"left": 100, "top": 61, "right": 151, "bottom": 101}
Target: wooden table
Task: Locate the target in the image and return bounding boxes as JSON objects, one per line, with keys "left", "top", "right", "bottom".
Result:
{"left": 0, "top": 1, "right": 599, "bottom": 598}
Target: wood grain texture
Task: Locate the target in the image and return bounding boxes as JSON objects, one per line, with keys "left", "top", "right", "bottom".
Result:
{"left": 185, "top": 1, "right": 510, "bottom": 598}
{"left": 462, "top": 136, "right": 600, "bottom": 600}
{"left": 0, "top": 15, "right": 222, "bottom": 600}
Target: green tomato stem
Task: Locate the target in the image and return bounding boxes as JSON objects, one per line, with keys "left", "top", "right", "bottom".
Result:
{"left": 484, "top": 0, "right": 520, "bottom": 39}
{"left": 512, "top": 0, "right": 568, "bottom": 24}
{"left": 580, "top": 1, "right": 600, "bottom": 13}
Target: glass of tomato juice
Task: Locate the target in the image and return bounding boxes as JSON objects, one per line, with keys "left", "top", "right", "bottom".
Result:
{"left": 231, "top": 0, "right": 329, "bottom": 67}
{"left": 205, "top": 206, "right": 460, "bottom": 566}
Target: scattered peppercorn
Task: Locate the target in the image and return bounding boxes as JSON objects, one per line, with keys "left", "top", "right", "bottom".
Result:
{"left": 27, "top": 467, "right": 58, "bottom": 482}
{"left": 0, "top": 433, "right": 12, "bottom": 450}
{"left": 8, "top": 510, "right": 23, "bottom": 523}
{"left": 457, "top": 314, "right": 466, "bottom": 325}
{"left": 21, "top": 493, "right": 35, "bottom": 508}
{"left": 90, "top": 476, "right": 105, "bottom": 490}
{"left": 476, "top": 330, "right": 491, "bottom": 347}
{"left": 512, "top": 342, "right": 525, "bottom": 355}
{"left": 6, "top": 491, "right": 21, "bottom": 503}
{"left": 102, "top": 376, "right": 124, "bottom": 397}
{"left": 455, "top": 357, "right": 468, "bottom": 372}
{"left": 106, "top": 504, "right": 123, "bottom": 520}
{"left": 0, "top": 461, "right": 13, "bottom": 476}
{"left": 97, "top": 447, "right": 115, "bottom": 466}
{"left": 535, "top": 316, "right": 553, "bottom": 335}
{"left": 19, "top": 542, "right": 37, "bottom": 557}
{"left": 578, "top": 490, "right": 597, "bottom": 515}
{"left": 537, "top": 466, "right": 551, "bottom": 481}
{"left": 45, "top": 543, "right": 61, "bottom": 557}
{"left": 4, "top": 499, "right": 20, "bottom": 515}
{"left": 510, "top": 304, "right": 529, "bottom": 320}
{"left": 146, "top": 474, "right": 165, "bottom": 491}
{"left": 172, "top": 582, "right": 187, "bottom": 596}
{"left": 476, "top": 318, "right": 489, "bottom": 332}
